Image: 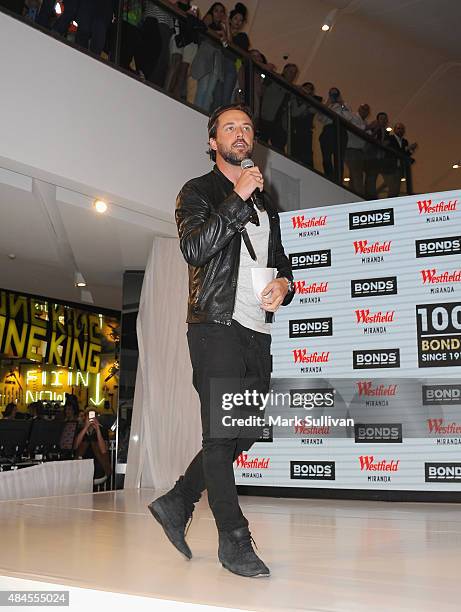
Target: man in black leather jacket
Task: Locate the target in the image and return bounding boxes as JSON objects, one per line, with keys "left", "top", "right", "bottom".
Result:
{"left": 148, "top": 103, "right": 294, "bottom": 578}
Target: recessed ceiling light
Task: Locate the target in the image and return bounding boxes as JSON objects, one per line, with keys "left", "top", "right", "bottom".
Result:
{"left": 74, "top": 271, "right": 87, "bottom": 288}
{"left": 453, "top": 163, "right": 460, "bottom": 169}
{"left": 344, "top": 177, "right": 350, "bottom": 182}
{"left": 94, "top": 199, "right": 108, "bottom": 214}
{"left": 386, "top": 127, "right": 392, "bottom": 132}
{"left": 321, "top": 24, "right": 330, "bottom": 31}
{"left": 401, "top": 178, "right": 406, "bottom": 182}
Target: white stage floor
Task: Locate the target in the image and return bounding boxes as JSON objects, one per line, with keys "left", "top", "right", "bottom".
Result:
{"left": 0, "top": 488, "right": 460, "bottom": 611}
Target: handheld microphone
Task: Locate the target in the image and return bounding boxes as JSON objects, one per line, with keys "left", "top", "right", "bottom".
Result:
{"left": 240, "top": 158, "right": 265, "bottom": 211}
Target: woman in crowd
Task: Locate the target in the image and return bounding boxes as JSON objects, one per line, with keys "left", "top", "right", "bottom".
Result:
{"left": 166, "top": 1, "right": 202, "bottom": 100}
{"left": 191, "top": 2, "right": 227, "bottom": 112}
{"left": 215, "top": 2, "right": 250, "bottom": 108}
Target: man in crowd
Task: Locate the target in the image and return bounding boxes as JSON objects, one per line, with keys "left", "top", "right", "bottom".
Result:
{"left": 345, "top": 103, "right": 370, "bottom": 195}
{"left": 384, "top": 122, "right": 417, "bottom": 197}
{"left": 364, "top": 111, "right": 389, "bottom": 199}
{"left": 259, "top": 63, "right": 299, "bottom": 151}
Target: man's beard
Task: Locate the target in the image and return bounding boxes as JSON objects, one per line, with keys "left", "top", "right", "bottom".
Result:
{"left": 217, "top": 141, "right": 253, "bottom": 165}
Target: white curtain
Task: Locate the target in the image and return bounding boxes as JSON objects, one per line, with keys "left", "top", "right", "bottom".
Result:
{"left": 125, "top": 237, "right": 201, "bottom": 491}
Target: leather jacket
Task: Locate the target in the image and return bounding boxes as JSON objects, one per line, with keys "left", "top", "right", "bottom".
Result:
{"left": 175, "top": 165, "right": 294, "bottom": 325}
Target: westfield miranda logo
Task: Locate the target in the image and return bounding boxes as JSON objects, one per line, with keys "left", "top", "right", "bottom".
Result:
{"left": 291, "top": 215, "right": 327, "bottom": 229}
{"left": 427, "top": 419, "right": 461, "bottom": 434}
{"left": 294, "top": 280, "right": 328, "bottom": 294}
{"left": 359, "top": 456, "right": 400, "bottom": 471}
{"left": 235, "top": 453, "right": 270, "bottom": 469}
{"left": 353, "top": 240, "right": 392, "bottom": 254}
{"left": 421, "top": 269, "right": 461, "bottom": 284}
{"left": 292, "top": 349, "right": 330, "bottom": 363}
{"left": 417, "top": 199, "right": 458, "bottom": 214}
{"left": 356, "top": 381, "right": 398, "bottom": 396}
{"left": 355, "top": 309, "right": 395, "bottom": 324}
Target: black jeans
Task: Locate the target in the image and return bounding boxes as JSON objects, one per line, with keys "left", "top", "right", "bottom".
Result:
{"left": 137, "top": 17, "right": 161, "bottom": 81}
{"left": 75, "top": 0, "right": 113, "bottom": 56}
{"left": 176, "top": 320, "right": 271, "bottom": 532}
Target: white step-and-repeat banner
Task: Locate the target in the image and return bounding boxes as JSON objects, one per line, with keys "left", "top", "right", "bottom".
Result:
{"left": 235, "top": 190, "right": 461, "bottom": 492}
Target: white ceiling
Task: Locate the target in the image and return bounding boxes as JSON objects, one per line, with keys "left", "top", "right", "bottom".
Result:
{"left": 329, "top": 0, "right": 461, "bottom": 59}
{"left": 0, "top": 169, "right": 157, "bottom": 311}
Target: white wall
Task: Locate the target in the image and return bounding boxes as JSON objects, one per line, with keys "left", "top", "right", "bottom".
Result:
{"left": 0, "top": 10, "right": 359, "bottom": 234}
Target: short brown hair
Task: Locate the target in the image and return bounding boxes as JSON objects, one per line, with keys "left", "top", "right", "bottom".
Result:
{"left": 207, "top": 104, "right": 254, "bottom": 161}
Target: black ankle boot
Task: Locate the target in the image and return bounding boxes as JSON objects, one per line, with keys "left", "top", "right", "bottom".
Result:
{"left": 218, "top": 526, "right": 270, "bottom": 577}
{"left": 148, "top": 486, "right": 193, "bottom": 560}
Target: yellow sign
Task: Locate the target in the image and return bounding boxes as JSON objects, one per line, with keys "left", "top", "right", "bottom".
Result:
{"left": 0, "top": 291, "right": 103, "bottom": 373}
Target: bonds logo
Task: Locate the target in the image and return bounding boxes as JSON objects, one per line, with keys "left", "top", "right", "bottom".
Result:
{"left": 290, "top": 460, "right": 335, "bottom": 480}
{"left": 290, "top": 250, "right": 331, "bottom": 270}
{"left": 353, "top": 349, "right": 400, "bottom": 369}
{"left": 422, "top": 384, "right": 461, "bottom": 405}
{"left": 416, "top": 302, "right": 461, "bottom": 367}
{"left": 416, "top": 236, "right": 461, "bottom": 258}
{"left": 425, "top": 462, "right": 461, "bottom": 483}
{"left": 354, "top": 424, "right": 403, "bottom": 443}
{"left": 351, "top": 276, "right": 397, "bottom": 298}
{"left": 349, "top": 207, "right": 394, "bottom": 230}
{"left": 289, "top": 317, "right": 333, "bottom": 338}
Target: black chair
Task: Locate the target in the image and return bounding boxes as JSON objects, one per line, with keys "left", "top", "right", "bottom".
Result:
{"left": 28, "top": 419, "right": 66, "bottom": 455}
{"left": 0, "top": 420, "right": 32, "bottom": 458}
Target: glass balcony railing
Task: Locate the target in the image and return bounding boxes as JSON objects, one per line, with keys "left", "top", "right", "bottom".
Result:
{"left": 1, "top": 0, "right": 413, "bottom": 199}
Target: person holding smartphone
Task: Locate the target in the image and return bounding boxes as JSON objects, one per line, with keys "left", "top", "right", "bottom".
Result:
{"left": 74, "top": 408, "right": 112, "bottom": 485}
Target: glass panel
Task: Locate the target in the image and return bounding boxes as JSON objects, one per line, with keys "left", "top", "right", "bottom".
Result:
{"left": 189, "top": 28, "right": 247, "bottom": 114}
{"left": 342, "top": 125, "right": 387, "bottom": 199}
{"left": 343, "top": 126, "right": 412, "bottom": 200}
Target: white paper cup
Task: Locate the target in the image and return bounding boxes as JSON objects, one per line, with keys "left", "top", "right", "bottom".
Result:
{"left": 251, "top": 267, "right": 277, "bottom": 302}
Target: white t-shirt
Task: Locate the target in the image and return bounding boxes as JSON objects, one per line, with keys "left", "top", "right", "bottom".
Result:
{"left": 233, "top": 208, "right": 271, "bottom": 334}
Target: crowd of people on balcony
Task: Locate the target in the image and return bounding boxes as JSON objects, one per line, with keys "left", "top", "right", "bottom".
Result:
{"left": 1, "top": 0, "right": 418, "bottom": 197}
